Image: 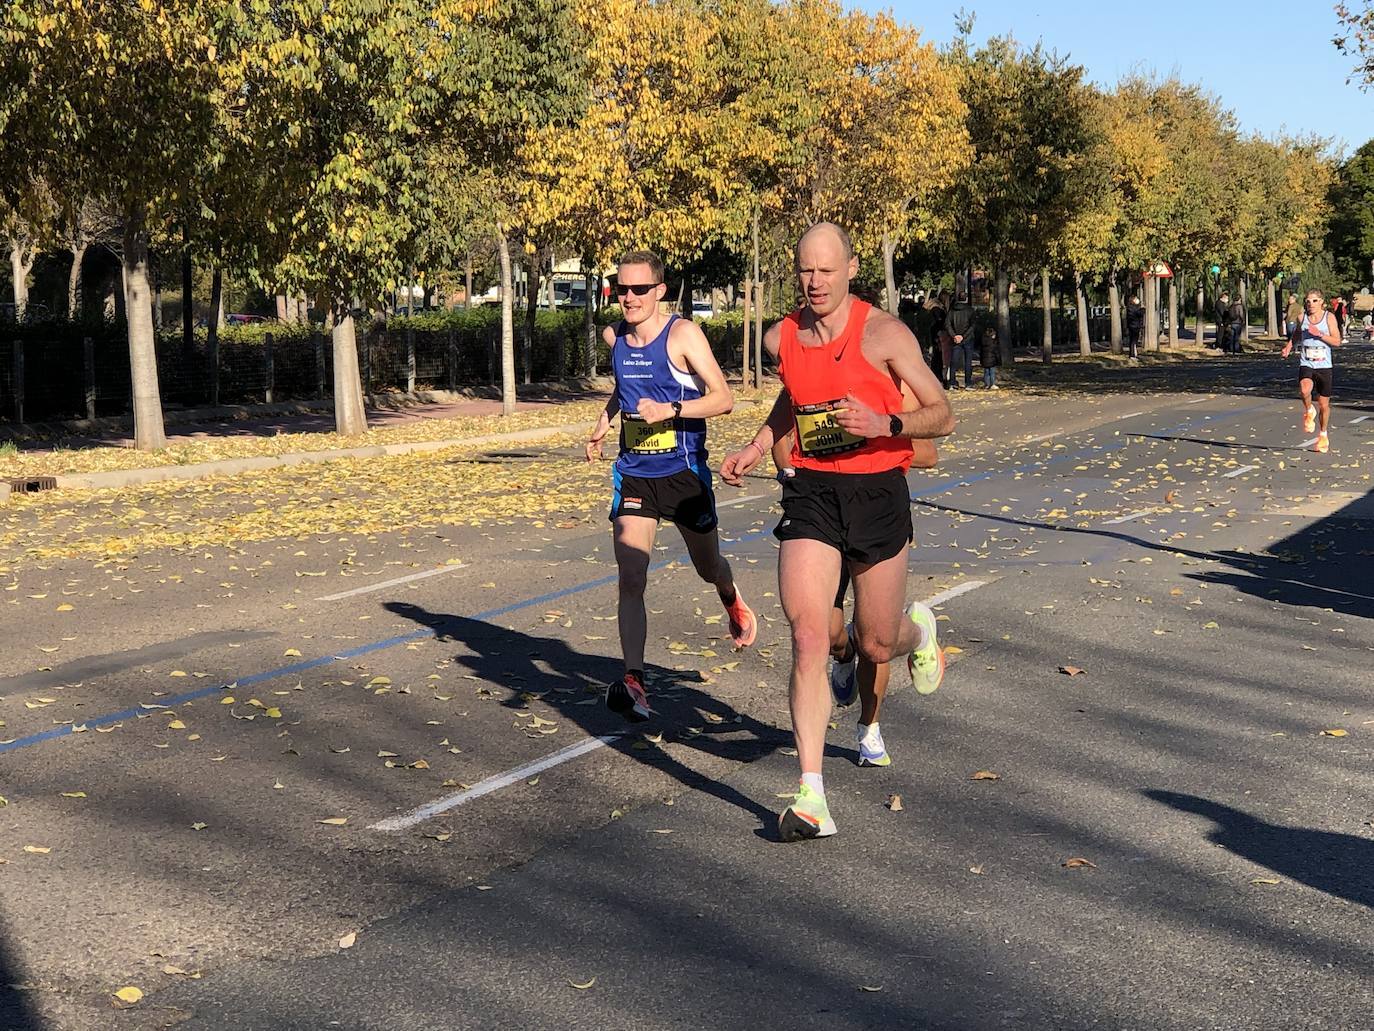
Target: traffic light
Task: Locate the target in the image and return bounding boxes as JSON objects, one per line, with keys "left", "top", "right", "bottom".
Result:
{"left": 1210, "top": 265, "right": 1221, "bottom": 275}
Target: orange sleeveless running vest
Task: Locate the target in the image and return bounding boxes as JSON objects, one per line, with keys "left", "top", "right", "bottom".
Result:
{"left": 778, "top": 299, "right": 913, "bottom": 474}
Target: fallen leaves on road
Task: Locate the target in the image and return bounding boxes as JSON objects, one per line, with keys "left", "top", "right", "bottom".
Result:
{"left": 1062, "top": 857, "right": 1097, "bottom": 869}
{"left": 317, "top": 817, "right": 348, "bottom": 826}
{"left": 970, "top": 770, "right": 1000, "bottom": 781}
{"left": 1321, "top": 729, "right": 1348, "bottom": 737}
{"left": 338, "top": 932, "right": 357, "bottom": 949}
{"left": 111, "top": 986, "right": 143, "bottom": 1008}
{"left": 885, "top": 794, "right": 903, "bottom": 812}
{"left": 1058, "top": 665, "right": 1086, "bottom": 677}
{"left": 568, "top": 977, "right": 596, "bottom": 990}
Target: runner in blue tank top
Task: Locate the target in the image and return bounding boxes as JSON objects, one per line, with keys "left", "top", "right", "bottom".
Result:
{"left": 1281, "top": 290, "right": 1341, "bottom": 453}
{"left": 585, "top": 250, "right": 757, "bottom": 721}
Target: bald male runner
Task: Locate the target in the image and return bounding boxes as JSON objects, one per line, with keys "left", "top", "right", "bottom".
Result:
{"left": 721, "top": 223, "right": 955, "bottom": 841}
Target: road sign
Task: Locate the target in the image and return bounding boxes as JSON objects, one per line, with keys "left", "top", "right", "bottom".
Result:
{"left": 1145, "top": 261, "right": 1173, "bottom": 278}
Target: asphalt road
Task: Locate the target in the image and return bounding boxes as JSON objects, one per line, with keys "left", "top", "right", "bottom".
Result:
{"left": 3, "top": 347, "right": 1374, "bottom": 1030}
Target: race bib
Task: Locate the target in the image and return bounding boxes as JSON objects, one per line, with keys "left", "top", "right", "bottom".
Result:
{"left": 794, "top": 400, "right": 864, "bottom": 457}
{"left": 622, "top": 415, "right": 677, "bottom": 454}
{"left": 1303, "top": 344, "right": 1327, "bottom": 364}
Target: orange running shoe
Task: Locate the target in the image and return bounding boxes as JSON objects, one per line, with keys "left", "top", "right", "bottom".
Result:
{"left": 1314, "top": 433, "right": 1329, "bottom": 454}
{"left": 606, "top": 671, "right": 652, "bottom": 722}
{"left": 726, "top": 592, "right": 757, "bottom": 649}
{"left": 1303, "top": 406, "right": 1317, "bottom": 434}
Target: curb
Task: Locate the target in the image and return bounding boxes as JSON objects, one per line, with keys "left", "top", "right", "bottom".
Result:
{"left": 51, "top": 421, "right": 591, "bottom": 492}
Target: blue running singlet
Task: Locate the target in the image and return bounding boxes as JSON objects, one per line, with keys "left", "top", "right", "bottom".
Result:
{"left": 612, "top": 315, "right": 709, "bottom": 478}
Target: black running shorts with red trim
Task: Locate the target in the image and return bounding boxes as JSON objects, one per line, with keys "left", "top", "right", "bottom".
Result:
{"left": 774, "top": 467, "right": 912, "bottom": 565}
{"left": 610, "top": 466, "right": 718, "bottom": 533}
{"left": 1301, "top": 367, "right": 1333, "bottom": 398}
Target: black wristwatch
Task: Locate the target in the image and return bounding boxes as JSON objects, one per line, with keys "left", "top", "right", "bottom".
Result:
{"left": 888, "top": 413, "right": 903, "bottom": 437}
{"left": 671, "top": 401, "right": 683, "bottom": 418}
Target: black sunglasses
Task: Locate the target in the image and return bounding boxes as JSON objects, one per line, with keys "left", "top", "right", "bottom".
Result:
{"left": 615, "top": 282, "right": 660, "bottom": 297}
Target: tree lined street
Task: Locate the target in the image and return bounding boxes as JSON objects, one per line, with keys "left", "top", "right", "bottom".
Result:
{"left": 2, "top": 352, "right": 1373, "bottom": 1028}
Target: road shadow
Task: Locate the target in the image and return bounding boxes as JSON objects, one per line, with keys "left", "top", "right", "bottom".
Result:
{"left": 1145, "top": 791, "right": 1374, "bottom": 909}
{"left": 0, "top": 911, "right": 42, "bottom": 1031}
{"left": 914, "top": 493, "right": 1374, "bottom": 621}
{"left": 1134, "top": 433, "right": 1318, "bottom": 452}
{"left": 383, "top": 601, "right": 790, "bottom": 830}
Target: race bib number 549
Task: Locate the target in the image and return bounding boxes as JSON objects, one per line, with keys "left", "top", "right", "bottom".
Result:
{"left": 794, "top": 400, "right": 864, "bottom": 457}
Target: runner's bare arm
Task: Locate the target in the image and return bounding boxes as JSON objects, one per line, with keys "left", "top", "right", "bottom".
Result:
{"left": 720, "top": 323, "right": 792, "bottom": 486}
{"left": 586, "top": 324, "right": 622, "bottom": 461}
{"left": 837, "top": 311, "right": 954, "bottom": 440}
{"left": 636, "top": 320, "right": 734, "bottom": 424}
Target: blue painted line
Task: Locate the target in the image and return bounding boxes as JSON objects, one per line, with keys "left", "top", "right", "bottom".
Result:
{"left": 0, "top": 398, "right": 1270, "bottom": 758}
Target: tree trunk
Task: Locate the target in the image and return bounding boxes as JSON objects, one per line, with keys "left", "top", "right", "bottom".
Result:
{"left": 464, "top": 253, "right": 473, "bottom": 310}
{"left": 1040, "top": 268, "right": 1053, "bottom": 364}
{"left": 67, "top": 242, "right": 88, "bottom": 319}
{"left": 752, "top": 210, "right": 762, "bottom": 387}
{"left": 995, "top": 265, "right": 1012, "bottom": 366}
{"left": 741, "top": 275, "right": 751, "bottom": 384}
{"left": 583, "top": 269, "right": 596, "bottom": 377}
{"left": 677, "top": 274, "right": 689, "bottom": 319}
{"left": 1108, "top": 272, "right": 1122, "bottom": 354}
{"left": 1144, "top": 275, "right": 1157, "bottom": 352}
{"left": 882, "top": 231, "right": 898, "bottom": 315}
{"left": 1194, "top": 275, "right": 1205, "bottom": 347}
{"left": 208, "top": 258, "right": 223, "bottom": 406}
{"left": 8, "top": 241, "right": 33, "bottom": 319}
{"left": 754, "top": 281, "right": 764, "bottom": 386}
{"left": 1074, "top": 271, "right": 1091, "bottom": 355}
{"left": 1168, "top": 278, "right": 1179, "bottom": 348}
{"left": 1265, "top": 276, "right": 1278, "bottom": 337}
{"left": 1239, "top": 275, "right": 1249, "bottom": 345}
{"left": 497, "top": 231, "right": 517, "bottom": 415}
{"left": 123, "top": 208, "right": 168, "bottom": 450}
{"left": 331, "top": 308, "right": 369, "bottom": 435}
{"left": 546, "top": 250, "right": 556, "bottom": 311}
{"left": 181, "top": 222, "right": 194, "bottom": 351}
{"left": 523, "top": 255, "right": 538, "bottom": 384}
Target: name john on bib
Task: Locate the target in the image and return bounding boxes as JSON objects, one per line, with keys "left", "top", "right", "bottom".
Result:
{"left": 794, "top": 400, "right": 864, "bottom": 457}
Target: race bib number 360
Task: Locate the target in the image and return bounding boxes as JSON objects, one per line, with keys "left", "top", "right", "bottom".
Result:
{"left": 794, "top": 400, "right": 864, "bottom": 457}
{"left": 622, "top": 416, "right": 677, "bottom": 454}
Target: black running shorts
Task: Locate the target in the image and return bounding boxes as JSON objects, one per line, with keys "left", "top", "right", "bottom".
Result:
{"left": 1301, "top": 367, "right": 1333, "bottom": 398}
{"left": 611, "top": 467, "right": 718, "bottom": 533}
{"left": 774, "top": 468, "right": 912, "bottom": 565}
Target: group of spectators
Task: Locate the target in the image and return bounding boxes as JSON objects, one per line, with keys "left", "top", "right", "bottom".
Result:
{"left": 900, "top": 290, "right": 1001, "bottom": 390}
{"left": 1287, "top": 292, "right": 1368, "bottom": 342}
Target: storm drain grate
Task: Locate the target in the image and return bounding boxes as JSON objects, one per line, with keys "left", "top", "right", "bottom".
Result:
{"left": 6, "top": 476, "right": 57, "bottom": 493}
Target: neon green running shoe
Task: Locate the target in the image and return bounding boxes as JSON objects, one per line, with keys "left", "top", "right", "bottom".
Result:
{"left": 907, "top": 600, "right": 945, "bottom": 695}
{"left": 778, "top": 782, "right": 837, "bottom": 842}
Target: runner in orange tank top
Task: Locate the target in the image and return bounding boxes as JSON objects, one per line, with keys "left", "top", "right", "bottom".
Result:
{"left": 720, "top": 222, "right": 955, "bottom": 842}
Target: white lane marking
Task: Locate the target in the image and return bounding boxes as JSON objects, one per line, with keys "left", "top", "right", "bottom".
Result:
{"left": 318, "top": 564, "right": 468, "bottom": 602}
{"left": 924, "top": 580, "right": 987, "bottom": 607}
{"left": 1299, "top": 437, "right": 1319, "bottom": 449}
{"left": 1120, "top": 412, "right": 1144, "bottom": 420}
{"left": 1223, "top": 464, "right": 1259, "bottom": 478}
{"left": 720, "top": 492, "right": 771, "bottom": 509}
{"left": 1350, "top": 415, "right": 1371, "bottom": 424}
{"left": 1104, "top": 509, "right": 1153, "bottom": 525}
{"left": 1025, "top": 432, "right": 1056, "bottom": 443}
{"left": 1186, "top": 397, "right": 1211, "bottom": 405}
{"left": 371, "top": 734, "right": 621, "bottom": 832}
{"left": 375, "top": 579, "right": 991, "bottom": 831}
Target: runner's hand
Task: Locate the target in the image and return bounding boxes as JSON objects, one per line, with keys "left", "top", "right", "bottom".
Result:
{"left": 720, "top": 444, "right": 762, "bottom": 486}
{"left": 585, "top": 436, "right": 604, "bottom": 462}
{"left": 835, "top": 392, "right": 886, "bottom": 437}
{"left": 636, "top": 398, "right": 675, "bottom": 424}
{"left": 1280, "top": 343, "right": 1292, "bottom": 359}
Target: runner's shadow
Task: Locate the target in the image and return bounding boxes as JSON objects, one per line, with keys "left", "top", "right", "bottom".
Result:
{"left": 383, "top": 602, "right": 786, "bottom": 829}
{"left": 1145, "top": 790, "right": 1374, "bottom": 909}
{"left": 0, "top": 911, "right": 40, "bottom": 1031}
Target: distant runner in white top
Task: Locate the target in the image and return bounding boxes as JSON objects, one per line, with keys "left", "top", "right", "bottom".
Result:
{"left": 1280, "top": 289, "right": 1340, "bottom": 454}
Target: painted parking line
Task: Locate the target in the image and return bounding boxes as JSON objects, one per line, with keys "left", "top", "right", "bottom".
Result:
{"left": 1350, "top": 415, "right": 1371, "bottom": 425}
{"left": 1223, "top": 464, "right": 1260, "bottom": 478}
{"left": 318, "top": 563, "right": 469, "bottom": 602}
{"left": 719, "top": 492, "right": 772, "bottom": 509}
{"left": 369, "top": 580, "right": 993, "bottom": 832}
{"left": 3, "top": 401, "right": 1270, "bottom": 758}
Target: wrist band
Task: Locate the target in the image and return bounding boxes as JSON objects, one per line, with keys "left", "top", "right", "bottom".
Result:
{"left": 747, "top": 440, "right": 765, "bottom": 458}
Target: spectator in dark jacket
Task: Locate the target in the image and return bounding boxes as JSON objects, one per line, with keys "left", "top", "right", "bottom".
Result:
{"left": 944, "top": 291, "right": 977, "bottom": 389}
{"left": 1215, "top": 292, "right": 1232, "bottom": 352}
{"left": 978, "top": 322, "right": 1001, "bottom": 389}
{"left": 925, "top": 291, "right": 948, "bottom": 386}
{"left": 1125, "top": 293, "right": 1145, "bottom": 360}
{"left": 1227, "top": 295, "right": 1246, "bottom": 353}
